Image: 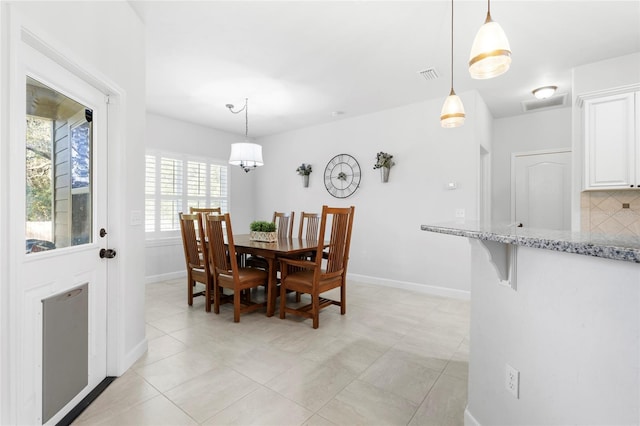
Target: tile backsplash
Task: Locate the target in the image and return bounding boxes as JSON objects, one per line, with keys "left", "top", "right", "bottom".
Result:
{"left": 581, "top": 191, "right": 640, "bottom": 236}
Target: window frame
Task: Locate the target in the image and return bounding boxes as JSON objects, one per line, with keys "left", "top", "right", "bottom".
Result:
{"left": 145, "top": 150, "right": 229, "bottom": 239}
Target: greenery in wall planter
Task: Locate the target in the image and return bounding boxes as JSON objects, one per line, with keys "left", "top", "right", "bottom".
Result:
{"left": 373, "top": 151, "right": 395, "bottom": 183}
{"left": 296, "top": 163, "right": 312, "bottom": 187}
{"left": 250, "top": 220, "right": 277, "bottom": 242}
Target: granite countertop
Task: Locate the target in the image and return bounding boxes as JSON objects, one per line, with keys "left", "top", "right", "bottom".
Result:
{"left": 421, "top": 222, "right": 640, "bottom": 263}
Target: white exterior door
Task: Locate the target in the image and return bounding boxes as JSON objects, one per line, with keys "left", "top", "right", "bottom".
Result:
{"left": 512, "top": 150, "right": 572, "bottom": 230}
{"left": 10, "top": 43, "right": 109, "bottom": 425}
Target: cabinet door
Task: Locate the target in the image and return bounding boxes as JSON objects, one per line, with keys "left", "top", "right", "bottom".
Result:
{"left": 584, "top": 92, "right": 636, "bottom": 189}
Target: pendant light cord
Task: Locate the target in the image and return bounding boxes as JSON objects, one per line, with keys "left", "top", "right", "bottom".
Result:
{"left": 450, "top": 0, "right": 454, "bottom": 92}
{"left": 226, "top": 97, "right": 249, "bottom": 138}
{"left": 244, "top": 98, "right": 248, "bottom": 138}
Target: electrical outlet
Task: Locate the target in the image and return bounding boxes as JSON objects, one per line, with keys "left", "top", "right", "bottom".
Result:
{"left": 505, "top": 364, "right": 520, "bottom": 398}
{"left": 455, "top": 208, "right": 465, "bottom": 218}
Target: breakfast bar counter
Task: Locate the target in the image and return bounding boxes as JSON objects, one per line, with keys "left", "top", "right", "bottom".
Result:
{"left": 422, "top": 222, "right": 640, "bottom": 425}
{"left": 421, "top": 222, "right": 640, "bottom": 263}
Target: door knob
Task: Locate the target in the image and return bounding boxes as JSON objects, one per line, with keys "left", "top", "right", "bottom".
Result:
{"left": 99, "top": 248, "right": 117, "bottom": 259}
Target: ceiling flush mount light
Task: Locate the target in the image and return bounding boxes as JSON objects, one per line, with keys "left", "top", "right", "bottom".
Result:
{"left": 469, "top": 0, "right": 512, "bottom": 79}
{"left": 441, "top": 0, "right": 465, "bottom": 128}
{"left": 532, "top": 85, "right": 558, "bottom": 100}
{"left": 227, "top": 98, "right": 263, "bottom": 173}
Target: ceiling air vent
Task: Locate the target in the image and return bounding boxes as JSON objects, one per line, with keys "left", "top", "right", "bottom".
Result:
{"left": 419, "top": 67, "right": 439, "bottom": 81}
{"left": 521, "top": 93, "right": 568, "bottom": 113}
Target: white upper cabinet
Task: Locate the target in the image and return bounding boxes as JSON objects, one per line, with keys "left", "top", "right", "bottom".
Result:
{"left": 583, "top": 91, "right": 639, "bottom": 190}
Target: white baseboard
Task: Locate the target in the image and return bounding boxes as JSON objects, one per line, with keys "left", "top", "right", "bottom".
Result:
{"left": 464, "top": 407, "right": 481, "bottom": 426}
{"left": 145, "top": 271, "right": 186, "bottom": 284}
{"left": 347, "top": 273, "right": 470, "bottom": 300}
{"left": 116, "top": 338, "right": 148, "bottom": 376}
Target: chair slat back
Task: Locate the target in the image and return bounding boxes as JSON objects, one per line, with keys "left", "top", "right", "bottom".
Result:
{"left": 298, "top": 212, "right": 320, "bottom": 240}
{"left": 190, "top": 207, "right": 222, "bottom": 240}
{"left": 205, "top": 213, "right": 239, "bottom": 277}
{"left": 189, "top": 207, "right": 222, "bottom": 214}
{"left": 273, "top": 211, "right": 295, "bottom": 239}
{"left": 315, "top": 206, "right": 355, "bottom": 275}
{"left": 179, "top": 213, "right": 205, "bottom": 269}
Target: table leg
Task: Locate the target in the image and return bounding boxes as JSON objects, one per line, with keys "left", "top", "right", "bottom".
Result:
{"left": 266, "top": 257, "right": 277, "bottom": 317}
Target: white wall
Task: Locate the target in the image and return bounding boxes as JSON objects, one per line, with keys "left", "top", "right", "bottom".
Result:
{"left": 467, "top": 240, "right": 640, "bottom": 425}
{"left": 1, "top": 1, "right": 145, "bottom": 423}
{"left": 254, "top": 91, "right": 490, "bottom": 296}
{"left": 492, "top": 108, "right": 572, "bottom": 223}
{"left": 145, "top": 113, "right": 256, "bottom": 282}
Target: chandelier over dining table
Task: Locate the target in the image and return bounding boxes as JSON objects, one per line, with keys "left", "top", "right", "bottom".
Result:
{"left": 226, "top": 98, "right": 264, "bottom": 173}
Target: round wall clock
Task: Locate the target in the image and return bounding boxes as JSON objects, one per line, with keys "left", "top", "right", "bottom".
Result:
{"left": 324, "top": 153, "right": 361, "bottom": 198}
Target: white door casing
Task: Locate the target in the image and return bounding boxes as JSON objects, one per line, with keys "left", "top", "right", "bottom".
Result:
{"left": 512, "top": 150, "right": 572, "bottom": 230}
{"left": 10, "top": 39, "right": 108, "bottom": 425}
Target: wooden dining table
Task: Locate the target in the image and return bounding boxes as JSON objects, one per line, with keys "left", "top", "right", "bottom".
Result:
{"left": 231, "top": 235, "right": 324, "bottom": 317}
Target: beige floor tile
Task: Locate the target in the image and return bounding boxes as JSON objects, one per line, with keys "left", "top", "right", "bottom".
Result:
{"left": 268, "top": 323, "right": 337, "bottom": 354}
{"left": 202, "top": 386, "right": 313, "bottom": 425}
{"left": 191, "top": 333, "right": 260, "bottom": 364}
{"left": 134, "top": 348, "right": 223, "bottom": 392}
{"left": 77, "top": 279, "right": 469, "bottom": 425}
{"left": 226, "top": 344, "right": 303, "bottom": 384}
{"left": 359, "top": 351, "right": 441, "bottom": 404}
{"left": 147, "top": 309, "right": 211, "bottom": 334}
{"left": 302, "top": 414, "right": 338, "bottom": 426}
{"left": 131, "top": 334, "right": 188, "bottom": 368}
{"left": 408, "top": 374, "right": 467, "bottom": 426}
{"left": 89, "top": 394, "right": 198, "bottom": 425}
{"left": 443, "top": 341, "right": 469, "bottom": 381}
{"left": 384, "top": 345, "right": 449, "bottom": 374}
{"left": 145, "top": 324, "right": 166, "bottom": 341}
{"left": 72, "top": 371, "right": 159, "bottom": 425}
{"left": 265, "top": 359, "right": 356, "bottom": 411}
{"left": 318, "top": 379, "right": 418, "bottom": 426}
{"left": 300, "top": 333, "right": 389, "bottom": 375}
{"left": 164, "top": 366, "right": 260, "bottom": 423}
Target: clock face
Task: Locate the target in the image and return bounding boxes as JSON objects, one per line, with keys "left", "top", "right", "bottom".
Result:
{"left": 324, "top": 154, "right": 361, "bottom": 198}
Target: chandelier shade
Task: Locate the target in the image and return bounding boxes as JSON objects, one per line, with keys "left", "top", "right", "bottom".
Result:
{"left": 468, "top": 3, "right": 511, "bottom": 80}
{"left": 229, "top": 142, "right": 263, "bottom": 172}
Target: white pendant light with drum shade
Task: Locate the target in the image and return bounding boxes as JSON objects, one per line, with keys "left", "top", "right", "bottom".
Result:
{"left": 227, "top": 98, "right": 263, "bottom": 173}
{"left": 441, "top": 0, "right": 465, "bottom": 128}
{"left": 468, "top": 0, "right": 512, "bottom": 79}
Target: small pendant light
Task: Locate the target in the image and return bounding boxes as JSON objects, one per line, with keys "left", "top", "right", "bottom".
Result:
{"left": 441, "top": 0, "right": 465, "bottom": 128}
{"left": 468, "top": 0, "right": 512, "bottom": 79}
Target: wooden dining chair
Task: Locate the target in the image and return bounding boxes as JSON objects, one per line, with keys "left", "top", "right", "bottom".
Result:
{"left": 190, "top": 207, "right": 222, "bottom": 247}
{"left": 179, "top": 212, "right": 214, "bottom": 312}
{"left": 274, "top": 211, "right": 295, "bottom": 239}
{"left": 246, "top": 211, "right": 295, "bottom": 270}
{"left": 205, "top": 213, "right": 268, "bottom": 322}
{"left": 278, "top": 205, "right": 355, "bottom": 329}
{"left": 298, "top": 212, "right": 320, "bottom": 240}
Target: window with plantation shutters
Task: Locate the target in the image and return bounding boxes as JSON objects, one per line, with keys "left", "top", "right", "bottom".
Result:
{"left": 145, "top": 151, "right": 229, "bottom": 238}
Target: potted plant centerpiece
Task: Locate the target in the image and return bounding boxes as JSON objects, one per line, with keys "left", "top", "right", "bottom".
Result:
{"left": 250, "top": 220, "right": 277, "bottom": 242}
{"left": 373, "top": 151, "right": 395, "bottom": 183}
{"left": 296, "top": 163, "right": 312, "bottom": 187}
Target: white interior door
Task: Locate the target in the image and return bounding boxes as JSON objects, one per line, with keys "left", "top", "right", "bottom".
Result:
{"left": 11, "top": 42, "right": 108, "bottom": 425}
{"left": 512, "top": 150, "right": 572, "bottom": 230}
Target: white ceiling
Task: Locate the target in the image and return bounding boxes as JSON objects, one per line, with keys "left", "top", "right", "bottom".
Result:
{"left": 130, "top": 1, "right": 640, "bottom": 138}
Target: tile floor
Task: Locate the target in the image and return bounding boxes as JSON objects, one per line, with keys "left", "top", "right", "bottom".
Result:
{"left": 73, "top": 278, "right": 470, "bottom": 426}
